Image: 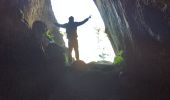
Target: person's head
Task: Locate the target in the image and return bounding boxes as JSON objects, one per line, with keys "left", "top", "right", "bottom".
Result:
{"left": 32, "top": 21, "right": 47, "bottom": 41}
{"left": 69, "top": 16, "right": 74, "bottom": 22}
{"left": 32, "top": 21, "right": 47, "bottom": 34}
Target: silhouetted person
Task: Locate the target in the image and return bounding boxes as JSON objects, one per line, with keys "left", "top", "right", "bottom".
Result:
{"left": 30, "top": 21, "right": 47, "bottom": 66}
{"left": 54, "top": 16, "right": 91, "bottom": 63}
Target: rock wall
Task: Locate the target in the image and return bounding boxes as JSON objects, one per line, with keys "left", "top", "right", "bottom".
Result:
{"left": 0, "top": 0, "right": 65, "bottom": 65}
{"left": 0, "top": 0, "right": 66, "bottom": 99}
{"left": 95, "top": 0, "right": 170, "bottom": 71}
{"left": 95, "top": 0, "right": 170, "bottom": 98}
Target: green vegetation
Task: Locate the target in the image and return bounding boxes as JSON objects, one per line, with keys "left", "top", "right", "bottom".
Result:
{"left": 113, "top": 50, "right": 124, "bottom": 65}
{"left": 44, "top": 29, "right": 64, "bottom": 44}
{"left": 44, "top": 29, "right": 68, "bottom": 64}
{"left": 44, "top": 29, "right": 55, "bottom": 42}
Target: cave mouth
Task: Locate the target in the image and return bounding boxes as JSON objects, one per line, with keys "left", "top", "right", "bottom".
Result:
{"left": 51, "top": 0, "right": 115, "bottom": 64}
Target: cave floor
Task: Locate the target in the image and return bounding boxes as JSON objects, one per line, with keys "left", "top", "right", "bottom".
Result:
{"left": 44, "top": 63, "right": 164, "bottom": 100}
{"left": 2, "top": 63, "right": 166, "bottom": 100}
{"left": 48, "top": 63, "right": 122, "bottom": 100}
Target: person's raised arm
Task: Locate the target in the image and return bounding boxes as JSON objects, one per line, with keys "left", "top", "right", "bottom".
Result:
{"left": 76, "top": 16, "right": 91, "bottom": 26}
{"left": 54, "top": 22, "right": 67, "bottom": 28}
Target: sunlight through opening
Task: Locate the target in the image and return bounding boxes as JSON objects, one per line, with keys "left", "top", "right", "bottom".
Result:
{"left": 51, "top": 0, "right": 115, "bottom": 64}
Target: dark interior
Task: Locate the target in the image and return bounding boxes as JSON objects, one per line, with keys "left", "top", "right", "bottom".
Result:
{"left": 0, "top": 0, "right": 170, "bottom": 100}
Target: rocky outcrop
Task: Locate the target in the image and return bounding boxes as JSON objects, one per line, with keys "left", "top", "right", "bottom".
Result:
{"left": 95, "top": 0, "right": 170, "bottom": 99}
{"left": 0, "top": 0, "right": 66, "bottom": 99}
{"left": 94, "top": 0, "right": 170, "bottom": 73}
{"left": 0, "top": 0, "right": 65, "bottom": 65}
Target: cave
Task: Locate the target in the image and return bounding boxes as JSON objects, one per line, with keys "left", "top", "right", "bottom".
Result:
{"left": 0, "top": 0, "right": 170, "bottom": 100}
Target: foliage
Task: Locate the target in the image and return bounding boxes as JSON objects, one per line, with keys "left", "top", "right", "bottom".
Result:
{"left": 45, "top": 29, "right": 65, "bottom": 46}
{"left": 44, "top": 29, "right": 68, "bottom": 64}
{"left": 44, "top": 29, "right": 55, "bottom": 42}
{"left": 113, "top": 50, "right": 124, "bottom": 65}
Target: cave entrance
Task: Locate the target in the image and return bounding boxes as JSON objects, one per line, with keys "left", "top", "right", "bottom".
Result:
{"left": 51, "top": 0, "right": 115, "bottom": 64}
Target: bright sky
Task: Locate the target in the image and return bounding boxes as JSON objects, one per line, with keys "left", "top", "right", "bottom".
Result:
{"left": 51, "top": 0, "right": 115, "bottom": 63}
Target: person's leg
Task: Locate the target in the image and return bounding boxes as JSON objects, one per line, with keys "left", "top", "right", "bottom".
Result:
{"left": 74, "top": 38, "right": 79, "bottom": 61}
{"left": 68, "top": 40, "right": 73, "bottom": 63}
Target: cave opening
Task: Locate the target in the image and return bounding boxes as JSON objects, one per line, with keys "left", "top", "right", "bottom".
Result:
{"left": 51, "top": 0, "right": 115, "bottom": 63}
